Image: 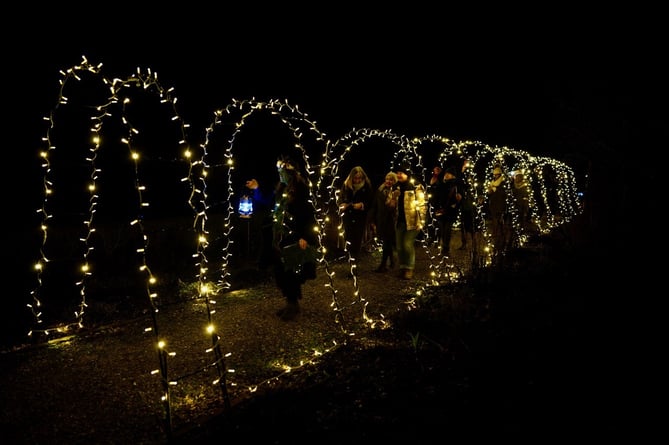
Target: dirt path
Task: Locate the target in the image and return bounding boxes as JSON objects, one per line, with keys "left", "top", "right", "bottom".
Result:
{"left": 0, "top": 242, "right": 477, "bottom": 444}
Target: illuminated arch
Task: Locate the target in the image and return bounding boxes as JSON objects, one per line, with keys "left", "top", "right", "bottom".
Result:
{"left": 27, "top": 56, "right": 584, "bottom": 434}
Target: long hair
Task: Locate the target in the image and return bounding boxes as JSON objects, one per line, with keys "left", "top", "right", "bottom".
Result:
{"left": 378, "top": 171, "right": 398, "bottom": 191}
{"left": 276, "top": 159, "right": 309, "bottom": 204}
{"left": 343, "top": 166, "right": 372, "bottom": 190}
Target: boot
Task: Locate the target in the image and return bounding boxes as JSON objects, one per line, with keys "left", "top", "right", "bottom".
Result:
{"left": 276, "top": 300, "right": 300, "bottom": 321}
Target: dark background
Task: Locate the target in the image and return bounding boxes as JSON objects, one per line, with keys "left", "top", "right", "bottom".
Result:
{"left": 3, "top": 8, "right": 664, "bottom": 345}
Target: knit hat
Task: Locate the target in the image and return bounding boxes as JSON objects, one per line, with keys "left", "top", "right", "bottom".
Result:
{"left": 444, "top": 167, "right": 457, "bottom": 177}
{"left": 396, "top": 161, "right": 412, "bottom": 175}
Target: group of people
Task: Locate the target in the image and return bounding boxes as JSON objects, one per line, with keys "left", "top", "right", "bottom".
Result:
{"left": 338, "top": 162, "right": 427, "bottom": 281}
{"left": 243, "top": 157, "right": 430, "bottom": 321}
{"left": 486, "top": 165, "right": 532, "bottom": 251}
{"left": 429, "top": 161, "right": 482, "bottom": 257}
{"left": 430, "top": 161, "right": 537, "bottom": 257}
{"left": 243, "top": 155, "right": 527, "bottom": 321}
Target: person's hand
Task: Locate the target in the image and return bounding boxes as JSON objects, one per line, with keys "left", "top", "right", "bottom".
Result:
{"left": 246, "top": 179, "right": 259, "bottom": 190}
{"left": 298, "top": 238, "right": 308, "bottom": 249}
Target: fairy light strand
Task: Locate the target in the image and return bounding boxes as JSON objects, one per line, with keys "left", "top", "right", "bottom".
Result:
{"left": 27, "top": 55, "right": 583, "bottom": 435}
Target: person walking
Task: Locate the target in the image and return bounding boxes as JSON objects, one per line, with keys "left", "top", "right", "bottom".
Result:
{"left": 244, "top": 176, "right": 275, "bottom": 272}
{"left": 338, "top": 166, "right": 374, "bottom": 263}
{"left": 512, "top": 171, "right": 530, "bottom": 232}
{"left": 245, "top": 155, "right": 319, "bottom": 320}
{"left": 427, "top": 164, "right": 444, "bottom": 248}
{"left": 393, "top": 162, "right": 427, "bottom": 280}
{"left": 368, "top": 171, "right": 398, "bottom": 272}
{"left": 433, "top": 167, "right": 461, "bottom": 257}
{"left": 487, "top": 165, "right": 508, "bottom": 251}
{"left": 458, "top": 159, "right": 475, "bottom": 250}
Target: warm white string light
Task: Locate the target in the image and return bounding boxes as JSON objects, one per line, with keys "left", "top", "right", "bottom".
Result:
{"left": 26, "top": 55, "right": 583, "bottom": 434}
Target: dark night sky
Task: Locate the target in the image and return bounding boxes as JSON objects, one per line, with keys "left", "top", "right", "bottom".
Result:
{"left": 1, "top": 4, "right": 665, "bottom": 366}
{"left": 14, "top": 42, "right": 654, "bottom": 152}
{"left": 12, "top": 46, "right": 662, "bottom": 176}
{"left": 9, "top": 6, "right": 665, "bottom": 156}
{"left": 10, "top": 14, "right": 664, "bottom": 163}
{"left": 1, "top": 11, "right": 664, "bottom": 428}
{"left": 5, "top": 10, "right": 665, "bottom": 276}
{"left": 2, "top": 13, "right": 664, "bottom": 438}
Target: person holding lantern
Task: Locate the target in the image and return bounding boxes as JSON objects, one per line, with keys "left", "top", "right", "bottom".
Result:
{"left": 245, "top": 155, "right": 319, "bottom": 320}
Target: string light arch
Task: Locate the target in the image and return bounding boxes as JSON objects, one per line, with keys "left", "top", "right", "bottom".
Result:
{"left": 27, "top": 56, "right": 583, "bottom": 434}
